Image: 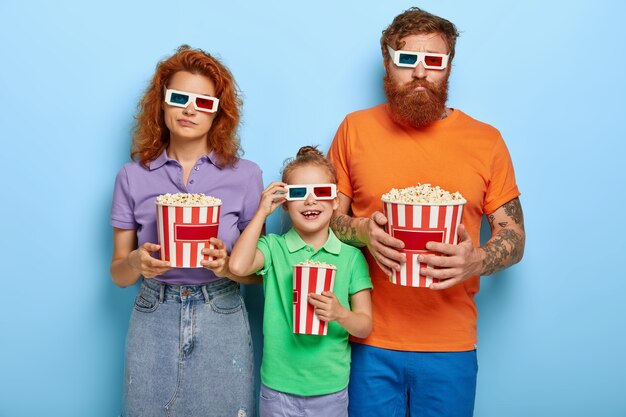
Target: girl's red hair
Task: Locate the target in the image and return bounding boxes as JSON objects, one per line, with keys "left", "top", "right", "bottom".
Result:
{"left": 131, "top": 45, "right": 242, "bottom": 167}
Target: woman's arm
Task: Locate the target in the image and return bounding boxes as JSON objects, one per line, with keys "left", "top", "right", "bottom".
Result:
{"left": 109, "top": 228, "right": 172, "bottom": 288}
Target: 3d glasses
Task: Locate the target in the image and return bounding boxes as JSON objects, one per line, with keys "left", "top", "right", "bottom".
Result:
{"left": 284, "top": 184, "right": 337, "bottom": 201}
{"left": 387, "top": 45, "right": 450, "bottom": 70}
{"left": 164, "top": 88, "right": 219, "bottom": 113}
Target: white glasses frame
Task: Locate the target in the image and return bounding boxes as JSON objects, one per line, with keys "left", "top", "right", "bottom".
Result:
{"left": 284, "top": 184, "right": 337, "bottom": 201}
{"left": 387, "top": 45, "right": 450, "bottom": 70}
{"left": 164, "top": 88, "right": 220, "bottom": 113}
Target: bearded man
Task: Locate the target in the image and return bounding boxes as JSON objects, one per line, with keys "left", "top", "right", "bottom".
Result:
{"left": 327, "top": 7, "right": 526, "bottom": 417}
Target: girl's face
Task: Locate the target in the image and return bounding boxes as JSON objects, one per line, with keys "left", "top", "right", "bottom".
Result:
{"left": 284, "top": 164, "right": 339, "bottom": 238}
{"left": 163, "top": 71, "right": 217, "bottom": 146}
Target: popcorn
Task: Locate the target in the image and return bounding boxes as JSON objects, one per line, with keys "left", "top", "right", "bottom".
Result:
{"left": 382, "top": 183, "right": 465, "bottom": 205}
{"left": 296, "top": 260, "right": 337, "bottom": 269}
{"left": 155, "top": 193, "right": 221, "bottom": 207}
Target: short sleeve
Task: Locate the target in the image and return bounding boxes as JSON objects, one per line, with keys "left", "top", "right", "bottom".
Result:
{"left": 238, "top": 163, "right": 263, "bottom": 230}
{"left": 348, "top": 249, "right": 373, "bottom": 295}
{"left": 110, "top": 166, "right": 138, "bottom": 230}
{"left": 327, "top": 118, "right": 354, "bottom": 200}
{"left": 255, "top": 235, "right": 273, "bottom": 276}
{"left": 483, "top": 136, "right": 521, "bottom": 215}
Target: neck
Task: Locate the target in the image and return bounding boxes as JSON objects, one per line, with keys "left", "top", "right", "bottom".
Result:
{"left": 167, "top": 137, "right": 210, "bottom": 165}
{"left": 296, "top": 227, "right": 329, "bottom": 251}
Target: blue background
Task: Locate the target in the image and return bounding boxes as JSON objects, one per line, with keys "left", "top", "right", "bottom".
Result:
{"left": 1, "top": 1, "right": 625, "bottom": 416}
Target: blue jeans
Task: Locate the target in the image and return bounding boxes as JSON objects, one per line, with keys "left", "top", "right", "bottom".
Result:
{"left": 121, "top": 278, "right": 255, "bottom": 417}
{"left": 348, "top": 343, "right": 477, "bottom": 417}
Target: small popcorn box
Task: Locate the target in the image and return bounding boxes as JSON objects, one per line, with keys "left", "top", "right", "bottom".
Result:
{"left": 292, "top": 264, "right": 336, "bottom": 335}
{"left": 382, "top": 199, "right": 464, "bottom": 287}
{"left": 156, "top": 203, "right": 221, "bottom": 268}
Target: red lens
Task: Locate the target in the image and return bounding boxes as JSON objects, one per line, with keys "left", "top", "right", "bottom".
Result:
{"left": 195, "top": 97, "right": 215, "bottom": 110}
{"left": 313, "top": 186, "right": 332, "bottom": 197}
{"left": 424, "top": 55, "right": 443, "bottom": 67}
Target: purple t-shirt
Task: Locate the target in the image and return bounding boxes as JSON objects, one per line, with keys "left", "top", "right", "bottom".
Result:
{"left": 111, "top": 149, "right": 263, "bottom": 285}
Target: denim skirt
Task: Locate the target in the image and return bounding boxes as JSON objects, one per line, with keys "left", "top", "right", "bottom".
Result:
{"left": 122, "top": 278, "right": 255, "bottom": 417}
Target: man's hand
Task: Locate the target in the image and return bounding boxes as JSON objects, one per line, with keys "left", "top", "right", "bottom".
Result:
{"left": 418, "top": 224, "right": 483, "bottom": 290}
{"left": 364, "top": 211, "right": 405, "bottom": 276}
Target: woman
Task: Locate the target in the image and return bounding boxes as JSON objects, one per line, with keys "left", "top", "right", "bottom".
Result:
{"left": 110, "top": 45, "right": 261, "bottom": 417}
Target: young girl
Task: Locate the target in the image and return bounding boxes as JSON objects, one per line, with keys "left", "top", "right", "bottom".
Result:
{"left": 109, "top": 45, "right": 262, "bottom": 417}
{"left": 229, "top": 146, "right": 373, "bottom": 417}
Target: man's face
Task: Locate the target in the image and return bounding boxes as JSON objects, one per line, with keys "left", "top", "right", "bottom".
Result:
{"left": 384, "top": 33, "right": 451, "bottom": 127}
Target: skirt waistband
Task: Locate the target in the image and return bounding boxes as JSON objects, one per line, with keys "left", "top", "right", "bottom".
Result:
{"left": 141, "top": 277, "right": 239, "bottom": 303}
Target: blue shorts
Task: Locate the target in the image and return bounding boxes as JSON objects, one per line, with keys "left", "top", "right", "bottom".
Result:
{"left": 348, "top": 343, "right": 477, "bottom": 417}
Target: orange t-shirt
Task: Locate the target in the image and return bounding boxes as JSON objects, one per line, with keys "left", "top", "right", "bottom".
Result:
{"left": 328, "top": 104, "right": 520, "bottom": 351}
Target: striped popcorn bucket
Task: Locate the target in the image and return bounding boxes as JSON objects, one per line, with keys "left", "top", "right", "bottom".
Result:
{"left": 156, "top": 203, "right": 221, "bottom": 268}
{"left": 292, "top": 265, "right": 336, "bottom": 335}
{"left": 382, "top": 199, "right": 464, "bottom": 287}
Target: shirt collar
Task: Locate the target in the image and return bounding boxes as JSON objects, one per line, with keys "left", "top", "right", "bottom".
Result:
{"left": 284, "top": 228, "right": 341, "bottom": 255}
{"left": 148, "top": 149, "right": 218, "bottom": 171}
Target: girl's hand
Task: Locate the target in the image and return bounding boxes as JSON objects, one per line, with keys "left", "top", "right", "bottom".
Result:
{"left": 307, "top": 291, "right": 347, "bottom": 323}
{"left": 258, "top": 182, "right": 288, "bottom": 218}
{"left": 127, "top": 242, "right": 172, "bottom": 278}
{"left": 201, "top": 238, "right": 230, "bottom": 277}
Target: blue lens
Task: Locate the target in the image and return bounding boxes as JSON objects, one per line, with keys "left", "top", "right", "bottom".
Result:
{"left": 399, "top": 53, "right": 418, "bottom": 65}
{"left": 170, "top": 92, "right": 189, "bottom": 105}
{"left": 288, "top": 187, "right": 307, "bottom": 199}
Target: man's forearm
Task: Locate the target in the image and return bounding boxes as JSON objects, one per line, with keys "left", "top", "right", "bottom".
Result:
{"left": 480, "top": 198, "right": 525, "bottom": 276}
{"left": 330, "top": 213, "right": 368, "bottom": 247}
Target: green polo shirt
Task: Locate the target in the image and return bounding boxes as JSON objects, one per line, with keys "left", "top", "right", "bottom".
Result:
{"left": 257, "top": 228, "right": 372, "bottom": 396}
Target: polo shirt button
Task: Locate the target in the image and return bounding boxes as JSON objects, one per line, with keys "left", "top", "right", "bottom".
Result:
{"left": 195, "top": 166, "right": 200, "bottom": 171}
{"left": 189, "top": 179, "right": 195, "bottom": 184}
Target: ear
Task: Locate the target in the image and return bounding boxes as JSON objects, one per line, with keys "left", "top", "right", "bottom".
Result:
{"left": 332, "top": 197, "right": 339, "bottom": 211}
{"left": 282, "top": 202, "right": 289, "bottom": 212}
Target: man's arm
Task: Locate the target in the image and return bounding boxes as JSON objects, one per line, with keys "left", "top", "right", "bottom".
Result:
{"left": 331, "top": 192, "right": 405, "bottom": 276}
{"left": 421, "top": 197, "right": 526, "bottom": 290}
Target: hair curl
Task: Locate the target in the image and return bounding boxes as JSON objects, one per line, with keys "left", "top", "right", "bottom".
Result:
{"left": 381, "top": 7, "right": 460, "bottom": 65}
{"left": 131, "top": 45, "right": 242, "bottom": 167}
{"left": 281, "top": 145, "right": 337, "bottom": 184}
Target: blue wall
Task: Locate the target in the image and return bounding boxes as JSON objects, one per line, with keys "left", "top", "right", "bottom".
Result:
{"left": 1, "top": 1, "right": 625, "bottom": 416}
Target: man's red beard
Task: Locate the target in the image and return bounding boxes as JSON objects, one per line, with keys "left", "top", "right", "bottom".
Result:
{"left": 384, "top": 73, "right": 449, "bottom": 128}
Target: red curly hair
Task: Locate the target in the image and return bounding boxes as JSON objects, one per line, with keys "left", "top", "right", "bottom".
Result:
{"left": 131, "top": 45, "right": 242, "bottom": 167}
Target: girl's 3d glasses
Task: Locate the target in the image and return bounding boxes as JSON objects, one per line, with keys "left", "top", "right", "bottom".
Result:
{"left": 284, "top": 184, "right": 337, "bottom": 201}
{"left": 164, "top": 88, "right": 219, "bottom": 113}
{"left": 387, "top": 45, "right": 450, "bottom": 70}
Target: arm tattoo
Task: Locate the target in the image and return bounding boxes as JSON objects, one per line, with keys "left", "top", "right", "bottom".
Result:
{"left": 503, "top": 198, "right": 524, "bottom": 225}
{"left": 482, "top": 198, "right": 525, "bottom": 275}
{"left": 481, "top": 228, "right": 524, "bottom": 275}
{"left": 330, "top": 214, "right": 365, "bottom": 247}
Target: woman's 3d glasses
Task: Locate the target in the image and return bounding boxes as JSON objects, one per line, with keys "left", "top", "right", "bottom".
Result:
{"left": 164, "top": 88, "right": 219, "bottom": 113}
{"left": 284, "top": 184, "right": 337, "bottom": 201}
{"left": 387, "top": 46, "right": 450, "bottom": 70}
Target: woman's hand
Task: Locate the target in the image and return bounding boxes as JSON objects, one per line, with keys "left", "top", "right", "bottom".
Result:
{"left": 201, "top": 238, "right": 230, "bottom": 277}
{"left": 127, "top": 242, "right": 172, "bottom": 279}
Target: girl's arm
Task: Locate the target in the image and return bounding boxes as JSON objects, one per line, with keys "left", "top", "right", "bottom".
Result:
{"left": 229, "top": 182, "right": 287, "bottom": 277}
{"left": 110, "top": 228, "right": 172, "bottom": 288}
{"left": 307, "top": 289, "right": 372, "bottom": 338}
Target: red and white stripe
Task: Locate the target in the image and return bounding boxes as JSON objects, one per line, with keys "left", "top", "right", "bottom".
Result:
{"left": 292, "top": 266, "right": 336, "bottom": 335}
{"left": 156, "top": 204, "right": 221, "bottom": 268}
{"left": 383, "top": 201, "right": 464, "bottom": 287}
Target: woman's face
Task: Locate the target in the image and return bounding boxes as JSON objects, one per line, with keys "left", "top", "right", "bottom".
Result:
{"left": 163, "top": 71, "right": 217, "bottom": 146}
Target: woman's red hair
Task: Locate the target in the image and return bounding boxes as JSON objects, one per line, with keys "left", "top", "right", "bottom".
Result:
{"left": 131, "top": 45, "right": 242, "bottom": 167}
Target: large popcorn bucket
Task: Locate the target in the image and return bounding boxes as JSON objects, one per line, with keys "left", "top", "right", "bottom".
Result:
{"left": 292, "top": 265, "right": 336, "bottom": 335}
{"left": 382, "top": 199, "right": 464, "bottom": 287}
{"left": 156, "top": 203, "right": 221, "bottom": 268}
